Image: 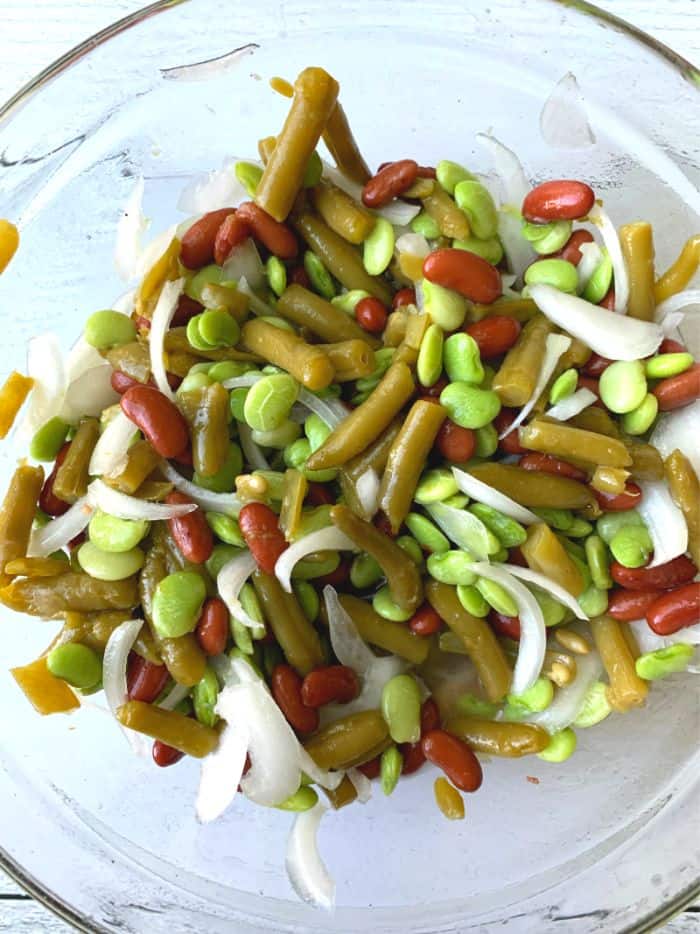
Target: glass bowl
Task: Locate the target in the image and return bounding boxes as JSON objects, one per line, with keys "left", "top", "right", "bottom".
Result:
{"left": 0, "top": 1, "right": 698, "bottom": 931}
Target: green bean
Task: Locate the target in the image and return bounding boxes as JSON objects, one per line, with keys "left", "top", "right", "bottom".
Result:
{"left": 380, "top": 746, "right": 402, "bottom": 796}
{"left": 0, "top": 465, "right": 45, "bottom": 588}
{"left": 1, "top": 573, "right": 138, "bottom": 618}
{"left": 117, "top": 700, "right": 218, "bottom": 757}
{"left": 304, "top": 710, "right": 390, "bottom": 771}
{"left": 415, "top": 468, "right": 459, "bottom": 505}
{"left": 609, "top": 525, "right": 653, "bottom": 568}
{"left": 416, "top": 323, "right": 444, "bottom": 388}
{"left": 443, "top": 333, "right": 484, "bottom": 385}
{"left": 319, "top": 340, "right": 374, "bottom": 382}
{"left": 427, "top": 551, "right": 477, "bottom": 586}
{"left": 422, "top": 279, "right": 467, "bottom": 331}
{"left": 381, "top": 674, "right": 422, "bottom": 743}
{"left": 363, "top": 217, "right": 395, "bottom": 276}
{"left": 193, "top": 667, "right": 220, "bottom": 728}
{"left": 537, "top": 728, "right": 577, "bottom": 763}
{"left": 46, "top": 643, "right": 102, "bottom": 690}
{"left": 423, "top": 186, "right": 470, "bottom": 239}
{"left": 405, "top": 513, "right": 450, "bottom": 554}
{"left": 338, "top": 594, "right": 430, "bottom": 665}
{"left": 493, "top": 314, "right": 554, "bottom": 407}
{"left": 30, "top": 417, "right": 70, "bottom": 462}
{"left": 53, "top": 418, "right": 100, "bottom": 503}
{"left": 241, "top": 319, "right": 335, "bottom": 392}
{"left": 322, "top": 99, "right": 372, "bottom": 185}
{"left": 277, "top": 283, "right": 379, "bottom": 346}
{"left": 105, "top": 440, "right": 160, "bottom": 495}
{"left": 453, "top": 180, "right": 498, "bottom": 239}
{"left": 599, "top": 361, "right": 647, "bottom": 415}
{"left": 85, "top": 310, "right": 136, "bottom": 350}
{"left": 456, "top": 584, "right": 490, "bottom": 617}
{"left": 252, "top": 570, "right": 324, "bottom": 675}
{"left": 519, "top": 419, "right": 632, "bottom": 471}
{"left": 635, "top": 644, "right": 694, "bottom": 681}
{"left": 468, "top": 503, "right": 526, "bottom": 548}
{"left": 525, "top": 258, "right": 578, "bottom": 293}
{"left": 311, "top": 180, "right": 375, "bottom": 245}
{"left": 88, "top": 512, "right": 149, "bottom": 553}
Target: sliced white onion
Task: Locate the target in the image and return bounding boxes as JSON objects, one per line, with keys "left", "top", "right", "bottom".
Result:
{"left": 545, "top": 387, "right": 597, "bottom": 421}
{"left": 476, "top": 133, "right": 530, "bottom": 207}
{"left": 451, "top": 466, "right": 538, "bottom": 524}
{"left": 528, "top": 648, "right": 602, "bottom": 734}
{"left": 321, "top": 162, "right": 419, "bottom": 226}
{"left": 540, "top": 72, "right": 595, "bottom": 149}
{"left": 354, "top": 467, "right": 380, "bottom": 520}
{"left": 295, "top": 747, "right": 345, "bottom": 792}
{"left": 468, "top": 562, "right": 546, "bottom": 694}
{"left": 87, "top": 478, "right": 196, "bottom": 521}
{"left": 149, "top": 276, "right": 184, "bottom": 400}
{"left": 102, "top": 618, "right": 151, "bottom": 757}
{"left": 577, "top": 241, "right": 604, "bottom": 292}
{"left": 238, "top": 422, "right": 270, "bottom": 470}
{"left": 115, "top": 176, "right": 149, "bottom": 281}
{"left": 426, "top": 502, "right": 493, "bottom": 561}
{"left": 297, "top": 388, "right": 349, "bottom": 429}
{"left": 60, "top": 365, "right": 120, "bottom": 422}
{"left": 498, "top": 207, "right": 537, "bottom": 281}
{"left": 112, "top": 289, "right": 136, "bottom": 316}
{"left": 196, "top": 683, "right": 250, "bottom": 823}
{"left": 655, "top": 289, "right": 700, "bottom": 321}
{"left": 628, "top": 618, "right": 700, "bottom": 653}
{"left": 275, "top": 528, "right": 358, "bottom": 593}
{"left": 65, "top": 336, "right": 107, "bottom": 384}
{"left": 158, "top": 682, "right": 190, "bottom": 711}
{"left": 217, "top": 551, "right": 259, "bottom": 630}
{"left": 22, "top": 333, "right": 67, "bottom": 436}
{"left": 637, "top": 481, "right": 688, "bottom": 568}
{"left": 286, "top": 801, "right": 335, "bottom": 911}
{"left": 347, "top": 767, "right": 372, "bottom": 804}
{"left": 221, "top": 238, "right": 265, "bottom": 291}
{"left": 323, "top": 586, "right": 376, "bottom": 677}
{"left": 660, "top": 311, "right": 686, "bottom": 338}
{"left": 135, "top": 225, "right": 180, "bottom": 283}
{"left": 28, "top": 496, "right": 94, "bottom": 557}
{"left": 177, "top": 159, "right": 248, "bottom": 215}
{"left": 396, "top": 232, "right": 430, "bottom": 261}
{"left": 160, "top": 461, "right": 242, "bottom": 516}
{"left": 529, "top": 283, "right": 662, "bottom": 360}
{"left": 500, "top": 563, "right": 589, "bottom": 619}
{"left": 500, "top": 333, "right": 571, "bottom": 438}
{"left": 89, "top": 410, "right": 136, "bottom": 477}
{"left": 221, "top": 372, "right": 262, "bottom": 390}
{"left": 650, "top": 401, "right": 700, "bottom": 478}
{"left": 588, "top": 204, "right": 629, "bottom": 314}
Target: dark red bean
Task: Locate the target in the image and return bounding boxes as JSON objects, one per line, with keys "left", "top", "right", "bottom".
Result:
{"left": 421, "top": 729, "right": 483, "bottom": 792}
{"left": 435, "top": 419, "right": 476, "bottom": 462}
{"left": 127, "top": 654, "right": 170, "bottom": 703}
{"left": 195, "top": 597, "right": 230, "bottom": 655}
{"left": 646, "top": 583, "right": 700, "bottom": 635}
{"left": 165, "top": 491, "right": 214, "bottom": 564}
{"left": 271, "top": 664, "right": 319, "bottom": 733}
{"left": 593, "top": 482, "right": 642, "bottom": 512}
{"left": 392, "top": 287, "right": 416, "bottom": 309}
{"left": 238, "top": 502, "right": 288, "bottom": 573}
{"left": 489, "top": 611, "right": 521, "bottom": 640}
{"left": 301, "top": 665, "right": 360, "bottom": 708}
{"left": 610, "top": 555, "right": 697, "bottom": 591}
{"left": 608, "top": 589, "right": 663, "bottom": 622}
{"left": 355, "top": 297, "right": 388, "bottom": 334}
{"left": 409, "top": 604, "right": 443, "bottom": 636}
{"left": 153, "top": 740, "right": 185, "bottom": 767}
{"left": 520, "top": 452, "right": 587, "bottom": 483}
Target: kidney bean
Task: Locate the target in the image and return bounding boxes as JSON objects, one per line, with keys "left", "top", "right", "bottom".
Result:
{"left": 172, "top": 445, "right": 194, "bottom": 468}
{"left": 659, "top": 338, "right": 686, "bottom": 355}
{"left": 134, "top": 315, "right": 152, "bottom": 332}
{"left": 316, "top": 556, "right": 352, "bottom": 587}
{"left": 392, "top": 287, "right": 416, "bottom": 309}
{"left": 599, "top": 288, "right": 616, "bottom": 311}
{"left": 355, "top": 297, "right": 388, "bottom": 334}
{"left": 554, "top": 229, "right": 595, "bottom": 266}
{"left": 608, "top": 588, "right": 663, "bottom": 622}
{"left": 127, "top": 654, "right": 170, "bottom": 703}
{"left": 435, "top": 419, "right": 476, "bottom": 462}
{"left": 357, "top": 756, "right": 381, "bottom": 779}
{"left": 301, "top": 665, "right": 360, "bottom": 708}
{"left": 120, "top": 384, "right": 189, "bottom": 458}
{"left": 409, "top": 604, "right": 443, "bottom": 636}
{"left": 508, "top": 546, "right": 528, "bottom": 568}
{"left": 519, "top": 452, "right": 587, "bottom": 483}
{"left": 271, "top": 664, "right": 319, "bottom": 733}
{"left": 577, "top": 375, "right": 604, "bottom": 407}
{"left": 195, "top": 597, "right": 230, "bottom": 656}
{"left": 593, "top": 482, "right": 642, "bottom": 512}
{"left": 646, "top": 583, "right": 700, "bottom": 635}
{"left": 110, "top": 370, "right": 141, "bottom": 395}
{"left": 362, "top": 159, "right": 418, "bottom": 208}
{"left": 39, "top": 442, "right": 71, "bottom": 517}
{"left": 421, "top": 376, "right": 449, "bottom": 401}
{"left": 494, "top": 409, "right": 527, "bottom": 455}
{"left": 652, "top": 363, "right": 700, "bottom": 411}
{"left": 238, "top": 502, "right": 289, "bottom": 573}
{"left": 400, "top": 698, "right": 441, "bottom": 775}
{"left": 236, "top": 202, "right": 298, "bottom": 259}
{"left": 583, "top": 353, "right": 612, "bottom": 377}
{"left": 305, "top": 482, "right": 334, "bottom": 506}
{"left": 180, "top": 208, "right": 236, "bottom": 269}
{"left": 423, "top": 248, "right": 502, "bottom": 304}
{"left": 610, "top": 554, "right": 697, "bottom": 591}
{"left": 489, "top": 611, "right": 521, "bottom": 640}
{"left": 172, "top": 294, "right": 204, "bottom": 327}
{"left": 165, "top": 490, "right": 214, "bottom": 564}
{"left": 522, "top": 180, "right": 595, "bottom": 223}
{"left": 421, "top": 729, "right": 483, "bottom": 792}
{"left": 421, "top": 697, "right": 441, "bottom": 733}
{"left": 153, "top": 740, "right": 185, "bottom": 767}
{"left": 464, "top": 316, "right": 521, "bottom": 359}
{"left": 290, "top": 265, "right": 311, "bottom": 288}
{"left": 213, "top": 212, "right": 251, "bottom": 265}
{"left": 416, "top": 165, "right": 437, "bottom": 179}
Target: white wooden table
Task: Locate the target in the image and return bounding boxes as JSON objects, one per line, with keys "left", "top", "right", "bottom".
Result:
{"left": 0, "top": 1, "right": 698, "bottom": 930}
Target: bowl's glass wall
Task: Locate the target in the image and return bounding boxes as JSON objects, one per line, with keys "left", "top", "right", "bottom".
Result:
{"left": 0, "top": 2, "right": 698, "bottom": 931}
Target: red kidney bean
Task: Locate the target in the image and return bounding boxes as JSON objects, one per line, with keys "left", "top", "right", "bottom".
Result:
{"left": 373, "top": 511, "right": 398, "bottom": 539}
{"left": 646, "top": 583, "right": 700, "bottom": 635}
{"left": 392, "top": 287, "right": 416, "bottom": 309}
{"left": 301, "top": 665, "right": 360, "bottom": 708}
{"left": 290, "top": 266, "right": 311, "bottom": 288}
{"left": 522, "top": 180, "right": 595, "bottom": 223}
{"left": 362, "top": 159, "right": 419, "bottom": 208}
{"left": 355, "top": 297, "right": 388, "bottom": 334}
{"left": 610, "top": 555, "right": 697, "bottom": 591}
{"left": 172, "top": 294, "right": 204, "bottom": 327}
{"left": 152, "top": 740, "right": 185, "bottom": 767}
{"left": 271, "top": 664, "right": 319, "bottom": 733}
{"left": 489, "top": 611, "right": 521, "bottom": 640}
{"left": 316, "top": 556, "right": 352, "bottom": 588}
{"left": 508, "top": 546, "right": 527, "bottom": 567}
{"left": 180, "top": 208, "right": 236, "bottom": 269}
{"left": 421, "top": 697, "right": 441, "bottom": 733}
{"left": 519, "top": 452, "right": 587, "bottom": 483}
{"left": 305, "top": 482, "right": 334, "bottom": 506}
{"left": 120, "top": 384, "right": 189, "bottom": 458}
{"left": 416, "top": 165, "right": 437, "bottom": 179}
{"left": 39, "top": 442, "right": 71, "bottom": 517}
{"left": 599, "top": 288, "right": 616, "bottom": 311}
{"left": 238, "top": 502, "right": 289, "bottom": 573}
{"left": 401, "top": 698, "right": 442, "bottom": 775}
{"left": 213, "top": 212, "right": 251, "bottom": 265}
{"left": 435, "top": 419, "right": 476, "bottom": 462}
{"left": 659, "top": 338, "right": 686, "bottom": 355}
{"left": 409, "top": 604, "right": 443, "bottom": 636}
{"left": 608, "top": 589, "right": 663, "bottom": 622}
{"left": 652, "top": 363, "right": 700, "bottom": 411}
{"left": 236, "top": 202, "right": 298, "bottom": 259}
{"left": 554, "top": 229, "right": 595, "bottom": 266}
{"left": 464, "top": 316, "right": 521, "bottom": 359}
{"left": 172, "top": 445, "right": 194, "bottom": 468}
{"left": 110, "top": 370, "right": 141, "bottom": 395}
{"left": 421, "top": 729, "right": 483, "bottom": 792}
{"left": 421, "top": 376, "right": 449, "bottom": 401}
{"left": 583, "top": 353, "right": 612, "bottom": 377}
{"left": 593, "top": 482, "right": 642, "bottom": 512}
{"left": 577, "top": 375, "right": 604, "bottom": 407}
{"left": 357, "top": 756, "right": 381, "bottom": 779}
{"left": 494, "top": 409, "right": 527, "bottom": 455}
{"left": 195, "top": 597, "right": 230, "bottom": 656}
{"left": 423, "top": 248, "right": 501, "bottom": 304}
{"left": 165, "top": 490, "right": 214, "bottom": 564}
{"left": 127, "top": 654, "right": 170, "bottom": 703}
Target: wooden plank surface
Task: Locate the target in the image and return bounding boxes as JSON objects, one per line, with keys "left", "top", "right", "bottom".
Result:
{"left": 0, "top": 1, "right": 698, "bottom": 931}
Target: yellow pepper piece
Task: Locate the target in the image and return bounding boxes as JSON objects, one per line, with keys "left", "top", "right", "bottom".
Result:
{"left": 0, "top": 371, "right": 33, "bottom": 439}
{"left": 0, "top": 219, "right": 19, "bottom": 274}
{"left": 11, "top": 656, "right": 79, "bottom": 715}
{"left": 135, "top": 236, "right": 181, "bottom": 320}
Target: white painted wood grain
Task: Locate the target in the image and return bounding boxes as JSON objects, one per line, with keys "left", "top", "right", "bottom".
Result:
{"left": 0, "top": 1, "right": 698, "bottom": 931}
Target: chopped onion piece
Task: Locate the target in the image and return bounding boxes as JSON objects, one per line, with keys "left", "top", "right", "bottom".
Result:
{"left": 286, "top": 802, "right": 335, "bottom": 911}
{"left": 87, "top": 479, "right": 196, "bottom": 521}
{"left": 158, "top": 683, "right": 190, "bottom": 711}
{"left": 476, "top": 133, "right": 530, "bottom": 207}
{"left": 650, "top": 401, "right": 700, "bottom": 477}
{"left": 322, "top": 654, "right": 405, "bottom": 723}
{"left": 150, "top": 277, "right": 185, "bottom": 400}
{"left": 218, "top": 551, "right": 259, "bottom": 629}
{"left": 295, "top": 747, "right": 345, "bottom": 791}
{"left": 545, "top": 387, "right": 597, "bottom": 421}
{"left": 161, "top": 461, "right": 242, "bottom": 516}
{"left": 637, "top": 481, "right": 688, "bottom": 568}
{"left": 65, "top": 336, "right": 106, "bottom": 384}
{"left": 347, "top": 767, "right": 372, "bottom": 804}
{"left": 628, "top": 618, "right": 700, "bottom": 653}
{"left": 655, "top": 289, "right": 700, "bottom": 320}
{"left": 500, "top": 333, "right": 571, "bottom": 438}
{"left": 660, "top": 311, "right": 685, "bottom": 338}
{"left": 500, "top": 563, "right": 589, "bottom": 619}
{"left": 221, "top": 372, "right": 262, "bottom": 390}
{"left": 221, "top": 238, "right": 265, "bottom": 291}
{"left": 102, "top": 618, "right": 151, "bottom": 757}
{"left": 22, "top": 333, "right": 67, "bottom": 436}
{"left": 396, "top": 232, "right": 430, "bottom": 260}
{"left": 451, "top": 466, "right": 538, "bottom": 524}
{"left": 577, "top": 241, "right": 604, "bottom": 291}
{"left": 323, "top": 586, "right": 376, "bottom": 677}
{"left": 238, "top": 422, "right": 270, "bottom": 470}
{"left": 177, "top": 159, "right": 248, "bottom": 214}
{"left": 115, "top": 176, "right": 148, "bottom": 281}
{"left": 355, "top": 467, "right": 380, "bottom": 519}
{"left": 89, "top": 410, "right": 136, "bottom": 477}
{"left": 275, "top": 528, "right": 358, "bottom": 593}
{"left": 297, "top": 388, "right": 349, "bottom": 428}
{"left": 588, "top": 204, "right": 629, "bottom": 314}
{"left": 467, "top": 562, "right": 546, "bottom": 694}
{"left": 28, "top": 496, "right": 94, "bottom": 557}
{"left": 427, "top": 502, "right": 493, "bottom": 561}
{"left": 196, "top": 683, "right": 250, "bottom": 824}
{"left": 540, "top": 72, "right": 595, "bottom": 149}
{"left": 61, "top": 366, "right": 120, "bottom": 422}
{"left": 112, "top": 289, "right": 136, "bottom": 316}
{"left": 529, "top": 284, "right": 662, "bottom": 360}
{"left": 498, "top": 207, "right": 536, "bottom": 281}
{"left": 528, "top": 648, "right": 602, "bottom": 733}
